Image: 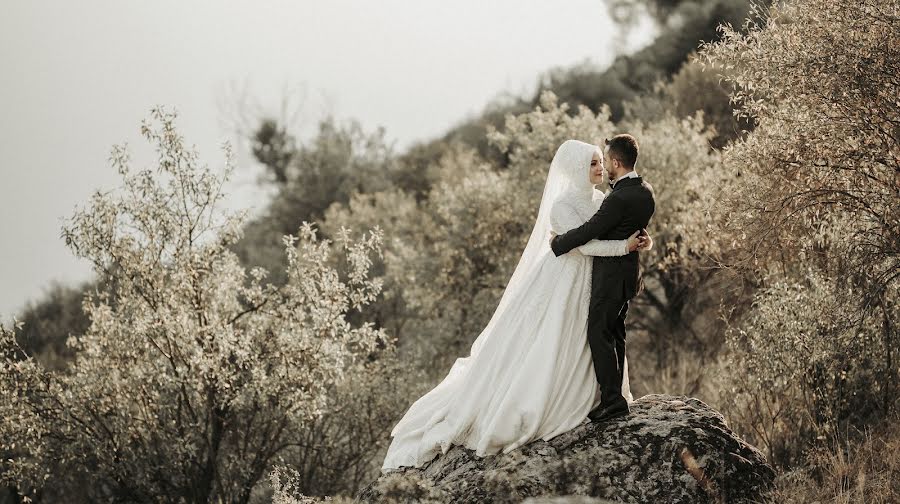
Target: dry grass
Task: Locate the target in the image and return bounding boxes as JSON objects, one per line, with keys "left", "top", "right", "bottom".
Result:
{"left": 766, "top": 418, "right": 900, "bottom": 503}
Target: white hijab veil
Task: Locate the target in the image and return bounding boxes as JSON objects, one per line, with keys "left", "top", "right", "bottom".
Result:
{"left": 470, "top": 139, "right": 601, "bottom": 356}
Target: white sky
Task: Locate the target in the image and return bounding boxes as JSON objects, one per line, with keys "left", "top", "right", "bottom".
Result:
{"left": 0, "top": 1, "right": 656, "bottom": 320}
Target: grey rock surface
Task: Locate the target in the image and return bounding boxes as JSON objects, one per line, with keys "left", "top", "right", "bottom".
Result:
{"left": 522, "top": 497, "right": 617, "bottom": 504}
{"left": 357, "top": 394, "right": 774, "bottom": 503}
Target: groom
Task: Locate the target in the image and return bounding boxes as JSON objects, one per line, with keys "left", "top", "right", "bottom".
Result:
{"left": 549, "top": 134, "right": 655, "bottom": 423}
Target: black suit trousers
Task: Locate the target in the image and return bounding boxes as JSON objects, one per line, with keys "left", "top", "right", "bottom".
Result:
{"left": 587, "top": 296, "right": 628, "bottom": 406}
{"left": 588, "top": 260, "right": 638, "bottom": 406}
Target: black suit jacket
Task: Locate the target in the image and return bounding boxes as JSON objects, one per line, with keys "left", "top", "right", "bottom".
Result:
{"left": 550, "top": 176, "right": 656, "bottom": 300}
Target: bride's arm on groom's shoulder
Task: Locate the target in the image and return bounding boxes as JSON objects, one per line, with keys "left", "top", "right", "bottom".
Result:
{"left": 549, "top": 200, "right": 630, "bottom": 257}
{"left": 550, "top": 196, "right": 626, "bottom": 257}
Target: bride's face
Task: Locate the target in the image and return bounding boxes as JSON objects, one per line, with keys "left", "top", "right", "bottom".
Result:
{"left": 589, "top": 151, "right": 604, "bottom": 185}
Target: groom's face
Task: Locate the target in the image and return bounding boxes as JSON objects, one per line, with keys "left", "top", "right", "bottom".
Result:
{"left": 603, "top": 147, "right": 622, "bottom": 181}
{"left": 589, "top": 151, "right": 604, "bottom": 185}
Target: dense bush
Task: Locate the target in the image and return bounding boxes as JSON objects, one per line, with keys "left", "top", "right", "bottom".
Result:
{"left": 231, "top": 117, "right": 400, "bottom": 286}
{"left": 10, "top": 281, "right": 93, "bottom": 371}
{"left": 700, "top": 0, "right": 898, "bottom": 288}
{"left": 0, "top": 108, "right": 391, "bottom": 502}
{"left": 623, "top": 57, "right": 752, "bottom": 147}
{"left": 700, "top": 0, "right": 899, "bottom": 469}
{"left": 723, "top": 270, "right": 896, "bottom": 467}
{"left": 538, "top": 0, "right": 761, "bottom": 120}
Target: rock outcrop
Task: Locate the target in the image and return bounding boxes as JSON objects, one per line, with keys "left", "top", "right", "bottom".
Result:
{"left": 358, "top": 395, "right": 774, "bottom": 503}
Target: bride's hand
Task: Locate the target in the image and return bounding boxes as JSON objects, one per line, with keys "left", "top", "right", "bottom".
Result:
{"left": 626, "top": 230, "right": 641, "bottom": 252}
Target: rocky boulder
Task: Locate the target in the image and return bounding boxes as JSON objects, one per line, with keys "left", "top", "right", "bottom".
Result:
{"left": 358, "top": 395, "right": 775, "bottom": 503}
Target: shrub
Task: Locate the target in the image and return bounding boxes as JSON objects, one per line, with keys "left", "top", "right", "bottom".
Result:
{"left": 0, "top": 107, "right": 387, "bottom": 502}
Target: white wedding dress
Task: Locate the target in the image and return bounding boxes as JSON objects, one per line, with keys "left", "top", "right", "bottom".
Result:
{"left": 381, "top": 140, "right": 634, "bottom": 473}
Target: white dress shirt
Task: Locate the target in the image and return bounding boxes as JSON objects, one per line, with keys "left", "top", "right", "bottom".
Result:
{"left": 610, "top": 169, "right": 639, "bottom": 188}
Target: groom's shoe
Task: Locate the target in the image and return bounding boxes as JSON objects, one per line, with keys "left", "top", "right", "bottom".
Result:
{"left": 588, "top": 399, "right": 630, "bottom": 423}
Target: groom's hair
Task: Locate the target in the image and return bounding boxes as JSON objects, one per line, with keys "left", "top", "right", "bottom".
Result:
{"left": 605, "top": 134, "right": 639, "bottom": 169}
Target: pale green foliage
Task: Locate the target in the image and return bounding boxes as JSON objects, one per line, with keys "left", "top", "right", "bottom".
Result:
{"left": 280, "top": 355, "right": 430, "bottom": 496}
{"left": 732, "top": 272, "right": 881, "bottom": 397}
{"left": 271, "top": 463, "right": 448, "bottom": 503}
{"left": 421, "top": 145, "right": 533, "bottom": 348}
{"left": 232, "top": 117, "right": 400, "bottom": 286}
{"left": 365, "top": 471, "right": 448, "bottom": 503}
{"left": 487, "top": 91, "right": 617, "bottom": 175}
{"left": 322, "top": 143, "right": 534, "bottom": 367}
{"left": 723, "top": 269, "right": 897, "bottom": 466}
{"left": 320, "top": 189, "right": 434, "bottom": 358}
{"left": 269, "top": 466, "right": 313, "bottom": 504}
{"left": 267, "top": 465, "right": 353, "bottom": 504}
{"left": 624, "top": 56, "right": 750, "bottom": 148}
{"left": 699, "top": 0, "right": 899, "bottom": 292}
{"left": 0, "top": 107, "right": 387, "bottom": 502}
{"left": 700, "top": 0, "right": 900, "bottom": 468}
{"left": 11, "top": 280, "right": 93, "bottom": 371}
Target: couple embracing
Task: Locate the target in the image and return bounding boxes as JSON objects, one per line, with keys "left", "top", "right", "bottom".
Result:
{"left": 382, "top": 134, "right": 656, "bottom": 472}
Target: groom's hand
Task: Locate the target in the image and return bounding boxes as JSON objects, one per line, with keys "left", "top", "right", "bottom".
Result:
{"left": 549, "top": 231, "right": 557, "bottom": 248}
{"left": 638, "top": 229, "right": 653, "bottom": 251}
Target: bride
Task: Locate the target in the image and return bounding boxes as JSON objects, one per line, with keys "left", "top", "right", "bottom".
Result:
{"left": 381, "top": 139, "right": 651, "bottom": 472}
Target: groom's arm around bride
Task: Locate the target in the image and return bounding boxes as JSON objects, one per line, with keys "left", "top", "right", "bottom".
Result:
{"left": 549, "top": 134, "right": 656, "bottom": 281}
{"left": 549, "top": 171, "right": 655, "bottom": 298}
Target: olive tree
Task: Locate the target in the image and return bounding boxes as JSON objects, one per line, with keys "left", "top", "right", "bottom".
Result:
{"left": 0, "top": 107, "right": 387, "bottom": 503}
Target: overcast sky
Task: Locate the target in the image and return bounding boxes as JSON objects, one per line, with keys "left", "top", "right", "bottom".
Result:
{"left": 0, "top": 1, "right": 655, "bottom": 320}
